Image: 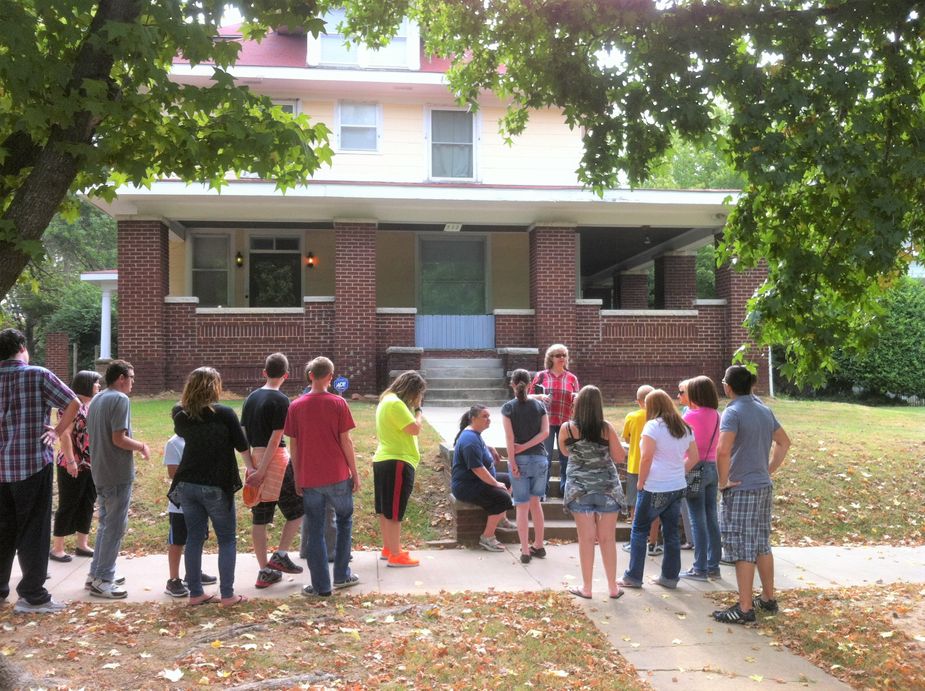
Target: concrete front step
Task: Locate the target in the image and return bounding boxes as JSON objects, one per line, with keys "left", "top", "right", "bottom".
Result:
{"left": 508, "top": 497, "right": 569, "bottom": 521}
{"left": 427, "top": 388, "right": 512, "bottom": 402}
{"left": 423, "top": 367, "right": 506, "bottom": 379}
{"left": 421, "top": 357, "right": 503, "bottom": 369}
{"left": 427, "top": 398, "right": 511, "bottom": 407}
{"left": 495, "top": 520, "right": 631, "bottom": 543}
{"left": 426, "top": 377, "right": 507, "bottom": 389}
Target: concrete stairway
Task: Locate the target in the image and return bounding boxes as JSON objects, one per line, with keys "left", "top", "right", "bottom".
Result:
{"left": 422, "top": 357, "right": 510, "bottom": 407}
{"left": 492, "top": 455, "right": 632, "bottom": 544}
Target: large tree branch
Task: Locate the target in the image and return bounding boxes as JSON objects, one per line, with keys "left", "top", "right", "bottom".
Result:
{"left": 0, "top": 0, "right": 142, "bottom": 298}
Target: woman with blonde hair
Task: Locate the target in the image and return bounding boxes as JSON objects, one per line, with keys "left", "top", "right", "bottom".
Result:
{"left": 170, "top": 367, "right": 253, "bottom": 606}
{"left": 559, "top": 385, "right": 627, "bottom": 599}
{"left": 529, "top": 343, "right": 579, "bottom": 497}
{"left": 618, "top": 389, "right": 698, "bottom": 590}
{"left": 373, "top": 370, "right": 426, "bottom": 568}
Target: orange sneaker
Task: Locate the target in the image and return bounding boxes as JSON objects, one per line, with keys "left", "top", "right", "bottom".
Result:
{"left": 380, "top": 547, "right": 391, "bottom": 561}
{"left": 386, "top": 551, "right": 419, "bottom": 568}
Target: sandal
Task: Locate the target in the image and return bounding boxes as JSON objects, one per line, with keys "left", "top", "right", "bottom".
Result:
{"left": 187, "top": 594, "right": 216, "bottom": 607}
{"left": 221, "top": 594, "right": 247, "bottom": 607}
{"left": 610, "top": 589, "right": 625, "bottom": 600}
{"left": 568, "top": 587, "right": 592, "bottom": 599}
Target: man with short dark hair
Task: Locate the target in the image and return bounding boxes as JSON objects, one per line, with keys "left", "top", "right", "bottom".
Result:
{"left": 86, "top": 360, "right": 149, "bottom": 599}
{"left": 285, "top": 356, "right": 359, "bottom": 596}
{"left": 242, "top": 353, "right": 304, "bottom": 589}
{"left": 0, "top": 328, "right": 80, "bottom": 613}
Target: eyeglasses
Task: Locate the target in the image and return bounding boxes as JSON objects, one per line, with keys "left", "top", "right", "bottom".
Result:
{"left": 553, "top": 353, "right": 568, "bottom": 359}
{"left": 677, "top": 389, "right": 686, "bottom": 395}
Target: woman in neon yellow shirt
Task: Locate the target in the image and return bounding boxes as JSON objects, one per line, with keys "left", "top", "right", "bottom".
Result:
{"left": 373, "top": 371, "right": 426, "bottom": 568}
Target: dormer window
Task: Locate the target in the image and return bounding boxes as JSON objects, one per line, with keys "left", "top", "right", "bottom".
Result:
{"left": 308, "top": 10, "right": 420, "bottom": 70}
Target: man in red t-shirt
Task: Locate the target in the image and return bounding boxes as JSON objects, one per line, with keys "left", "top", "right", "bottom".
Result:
{"left": 284, "top": 356, "right": 359, "bottom": 597}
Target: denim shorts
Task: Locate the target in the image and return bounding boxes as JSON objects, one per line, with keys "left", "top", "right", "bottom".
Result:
{"left": 510, "top": 454, "right": 548, "bottom": 504}
{"left": 567, "top": 492, "right": 621, "bottom": 514}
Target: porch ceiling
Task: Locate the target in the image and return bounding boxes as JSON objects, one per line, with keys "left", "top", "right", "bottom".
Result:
{"left": 87, "top": 181, "right": 733, "bottom": 275}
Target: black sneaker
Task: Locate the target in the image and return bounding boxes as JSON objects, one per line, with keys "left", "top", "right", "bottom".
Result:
{"left": 255, "top": 567, "right": 282, "bottom": 589}
{"left": 712, "top": 603, "right": 756, "bottom": 624}
{"left": 520, "top": 552, "right": 532, "bottom": 564}
{"left": 183, "top": 572, "right": 217, "bottom": 586}
{"left": 267, "top": 551, "right": 303, "bottom": 574}
{"left": 165, "top": 578, "right": 189, "bottom": 598}
{"left": 753, "top": 596, "right": 779, "bottom": 613}
{"left": 529, "top": 545, "right": 546, "bottom": 559}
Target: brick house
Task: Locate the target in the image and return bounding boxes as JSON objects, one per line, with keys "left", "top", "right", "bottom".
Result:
{"left": 88, "top": 17, "right": 767, "bottom": 399}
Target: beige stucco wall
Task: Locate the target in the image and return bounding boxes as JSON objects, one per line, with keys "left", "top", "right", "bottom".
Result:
{"left": 282, "top": 98, "right": 582, "bottom": 185}
{"left": 490, "top": 233, "right": 530, "bottom": 309}
{"left": 377, "top": 231, "right": 415, "bottom": 307}
{"left": 168, "top": 238, "right": 186, "bottom": 296}
{"left": 304, "top": 230, "right": 336, "bottom": 296}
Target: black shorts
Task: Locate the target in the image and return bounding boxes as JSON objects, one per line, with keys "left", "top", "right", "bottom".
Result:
{"left": 455, "top": 484, "right": 513, "bottom": 515}
{"left": 373, "top": 460, "right": 415, "bottom": 522}
{"left": 251, "top": 462, "right": 304, "bottom": 525}
{"left": 167, "top": 512, "right": 210, "bottom": 546}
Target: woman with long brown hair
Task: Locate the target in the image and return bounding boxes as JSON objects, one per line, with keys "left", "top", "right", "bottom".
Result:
{"left": 558, "top": 385, "right": 627, "bottom": 599}
{"left": 502, "top": 369, "right": 549, "bottom": 563}
{"left": 373, "top": 370, "right": 426, "bottom": 568}
{"left": 170, "top": 367, "right": 252, "bottom": 606}
{"left": 618, "top": 389, "right": 698, "bottom": 590}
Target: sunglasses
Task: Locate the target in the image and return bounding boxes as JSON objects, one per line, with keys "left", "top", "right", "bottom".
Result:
{"left": 553, "top": 353, "right": 568, "bottom": 358}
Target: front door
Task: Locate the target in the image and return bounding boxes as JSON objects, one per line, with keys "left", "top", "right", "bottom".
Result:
{"left": 416, "top": 236, "right": 494, "bottom": 348}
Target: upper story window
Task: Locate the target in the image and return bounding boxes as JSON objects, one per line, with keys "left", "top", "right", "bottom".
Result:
{"left": 337, "top": 102, "right": 381, "bottom": 151}
{"left": 429, "top": 109, "right": 476, "bottom": 180}
{"left": 308, "top": 10, "right": 421, "bottom": 70}
{"left": 191, "top": 234, "right": 230, "bottom": 307}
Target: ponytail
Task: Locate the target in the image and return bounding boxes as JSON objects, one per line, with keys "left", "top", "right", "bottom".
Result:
{"left": 454, "top": 404, "right": 487, "bottom": 444}
{"left": 510, "top": 368, "right": 531, "bottom": 403}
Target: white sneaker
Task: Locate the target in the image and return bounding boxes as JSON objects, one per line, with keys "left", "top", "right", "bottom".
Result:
{"left": 478, "top": 535, "right": 505, "bottom": 552}
{"left": 89, "top": 579, "right": 127, "bottom": 599}
{"left": 14, "top": 598, "right": 67, "bottom": 614}
{"left": 85, "top": 574, "right": 125, "bottom": 590}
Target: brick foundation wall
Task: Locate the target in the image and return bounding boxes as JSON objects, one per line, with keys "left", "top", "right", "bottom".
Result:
{"left": 163, "top": 301, "right": 335, "bottom": 396}
{"left": 377, "top": 313, "right": 416, "bottom": 391}
{"left": 654, "top": 255, "right": 697, "bottom": 309}
{"left": 335, "top": 223, "right": 378, "bottom": 394}
{"left": 495, "top": 312, "right": 535, "bottom": 348}
{"left": 45, "top": 332, "right": 70, "bottom": 383}
{"left": 118, "top": 220, "right": 168, "bottom": 393}
{"left": 617, "top": 273, "right": 649, "bottom": 309}
{"left": 530, "top": 225, "right": 577, "bottom": 358}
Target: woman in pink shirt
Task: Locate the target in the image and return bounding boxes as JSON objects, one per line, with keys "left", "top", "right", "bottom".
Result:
{"left": 679, "top": 376, "right": 722, "bottom": 580}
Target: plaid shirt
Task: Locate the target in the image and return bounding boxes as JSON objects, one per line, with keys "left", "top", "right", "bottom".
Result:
{"left": 529, "top": 369, "right": 580, "bottom": 425}
{"left": 0, "top": 359, "right": 77, "bottom": 482}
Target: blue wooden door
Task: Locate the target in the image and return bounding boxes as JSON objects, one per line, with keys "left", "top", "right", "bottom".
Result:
{"left": 415, "top": 315, "right": 495, "bottom": 349}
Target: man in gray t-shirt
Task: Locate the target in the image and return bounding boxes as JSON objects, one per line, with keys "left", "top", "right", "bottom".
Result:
{"left": 85, "top": 360, "right": 149, "bottom": 599}
{"left": 714, "top": 366, "right": 791, "bottom": 625}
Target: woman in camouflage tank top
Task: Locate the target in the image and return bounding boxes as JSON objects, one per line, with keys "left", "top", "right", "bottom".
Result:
{"left": 558, "top": 385, "right": 627, "bottom": 599}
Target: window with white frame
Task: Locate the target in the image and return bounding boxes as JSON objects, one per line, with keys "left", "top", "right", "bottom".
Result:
{"left": 191, "top": 235, "right": 230, "bottom": 307}
{"left": 309, "top": 10, "right": 420, "bottom": 70}
{"left": 430, "top": 109, "right": 475, "bottom": 179}
{"left": 338, "top": 102, "right": 380, "bottom": 151}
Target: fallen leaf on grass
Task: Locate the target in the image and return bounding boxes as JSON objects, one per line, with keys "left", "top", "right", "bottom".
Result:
{"left": 749, "top": 674, "right": 764, "bottom": 682}
{"left": 100, "top": 662, "right": 120, "bottom": 670}
{"left": 159, "top": 668, "right": 184, "bottom": 682}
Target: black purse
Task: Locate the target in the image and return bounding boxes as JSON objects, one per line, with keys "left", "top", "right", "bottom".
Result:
{"left": 685, "top": 415, "right": 718, "bottom": 499}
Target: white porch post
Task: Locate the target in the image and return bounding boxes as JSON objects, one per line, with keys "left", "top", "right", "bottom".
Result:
{"left": 100, "top": 286, "right": 113, "bottom": 359}
{"left": 80, "top": 271, "right": 118, "bottom": 365}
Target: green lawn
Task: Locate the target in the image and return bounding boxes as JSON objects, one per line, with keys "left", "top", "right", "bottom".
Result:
{"left": 605, "top": 398, "right": 925, "bottom": 546}
{"left": 101, "top": 398, "right": 443, "bottom": 556}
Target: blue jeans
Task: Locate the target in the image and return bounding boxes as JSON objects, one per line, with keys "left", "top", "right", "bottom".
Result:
{"left": 302, "top": 479, "right": 354, "bottom": 594}
{"left": 623, "top": 488, "right": 685, "bottom": 585}
{"left": 88, "top": 482, "right": 133, "bottom": 583}
{"left": 542, "top": 425, "right": 567, "bottom": 496}
{"left": 686, "top": 463, "right": 721, "bottom": 573}
{"left": 176, "top": 482, "right": 237, "bottom": 598}
{"left": 510, "top": 454, "right": 548, "bottom": 504}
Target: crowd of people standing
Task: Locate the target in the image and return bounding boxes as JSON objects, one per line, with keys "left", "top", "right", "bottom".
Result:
{"left": 1, "top": 328, "right": 790, "bottom": 625}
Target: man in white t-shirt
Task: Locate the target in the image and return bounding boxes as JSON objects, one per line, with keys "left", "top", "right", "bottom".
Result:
{"left": 163, "top": 435, "right": 216, "bottom": 597}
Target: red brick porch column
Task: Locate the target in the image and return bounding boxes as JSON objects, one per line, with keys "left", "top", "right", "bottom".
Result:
{"left": 117, "top": 220, "right": 168, "bottom": 393}
{"left": 334, "top": 221, "right": 378, "bottom": 394}
{"left": 45, "top": 332, "right": 70, "bottom": 383}
{"left": 654, "top": 253, "right": 697, "bottom": 309}
{"left": 716, "top": 258, "right": 770, "bottom": 393}
{"left": 617, "top": 271, "right": 649, "bottom": 309}
{"left": 529, "top": 224, "right": 577, "bottom": 366}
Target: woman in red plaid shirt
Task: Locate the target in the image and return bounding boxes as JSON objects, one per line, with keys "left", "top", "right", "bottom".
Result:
{"left": 529, "top": 344, "right": 579, "bottom": 497}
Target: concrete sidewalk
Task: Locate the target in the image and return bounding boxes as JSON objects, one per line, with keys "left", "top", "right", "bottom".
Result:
{"left": 20, "top": 543, "right": 924, "bottom": 689}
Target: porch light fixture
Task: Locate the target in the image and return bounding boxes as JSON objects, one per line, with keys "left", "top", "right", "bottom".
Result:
{"left": 443, "top": 223, "right": 462, "bottom": 233}
{"left": 235, "top": 251, "right": 244, "bottom": 267}
{"left": 305, "top": 251, "right": 316, "bottom": 268}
